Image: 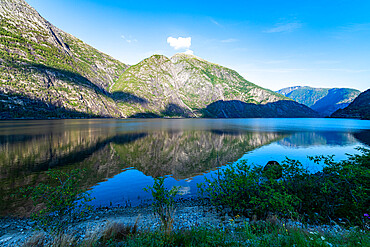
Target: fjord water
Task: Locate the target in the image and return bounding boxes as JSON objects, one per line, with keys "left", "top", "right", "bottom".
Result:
{"left": 1, "top": 118, "right": 369, "bottom": 215}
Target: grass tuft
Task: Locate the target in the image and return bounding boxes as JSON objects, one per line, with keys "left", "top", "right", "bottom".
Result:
{"left": 100, "top": 217, "right": 140, "bottom": 243}
{"left": 22, "top": 232, "right": 46, "bottom": 247}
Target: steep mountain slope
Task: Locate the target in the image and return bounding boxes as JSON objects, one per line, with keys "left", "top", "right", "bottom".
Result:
{"left": 112, "top": 54, "right": 317, "bottom": 118}
{"left": 276, "top": 86, "right": 361, "bottom": 116}
{"left": 331, "top": 89, "right": 370, "bottom": 120}
{"left": 0, "top": 0, "right": 128, "bottom": 118}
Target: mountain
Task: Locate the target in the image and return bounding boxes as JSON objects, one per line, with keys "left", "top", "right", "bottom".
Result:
{"left": 331, "top": 89, "right": 370, "bottom": 120}
{"left": 0, "top": 0, "right": 318, "bottom": 119}
{"left": 0, "top": 0, "right": 127, "bottom": 118}
{"left": 112, "top": 54, "right": 318, "bottom": 118}
{"left": 203, "top": 100, "right": 319, "bottom": 118}
{"left": 276, "top": 86, "right": 361, "bottom": 116}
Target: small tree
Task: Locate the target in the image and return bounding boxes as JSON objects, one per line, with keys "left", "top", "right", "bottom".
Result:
{"left": 20, "top": 168, "right": 94, "bottom": 234}
{"left": 144, "top": 177, "right": 179, "bottom": 233}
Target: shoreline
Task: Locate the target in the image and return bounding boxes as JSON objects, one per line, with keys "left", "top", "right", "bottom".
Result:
{"left": 0, "top": 199, "right": 359, "bottom": 247}
{"left": 0, "top": 199, "right": 217, "bottom": 246}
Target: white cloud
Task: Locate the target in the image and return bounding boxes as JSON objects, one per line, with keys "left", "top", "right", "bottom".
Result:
{"left": 264, "top": 21, "right": 302, "bottom": 33}
{"left": 167, "top": 37, "right": 191, "bottom": 50}
{"left": 184, "top": 49, "right": 194, "bottom": 55}
{"left": 121, "top": 35, "right": 137, "bottom": 43}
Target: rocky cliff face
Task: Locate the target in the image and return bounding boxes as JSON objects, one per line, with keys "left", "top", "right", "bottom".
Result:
{"left": 331, "top": 89, "right": 370, "bottom": 120}
{"left": 0, "top": 0, "right": 128, "bottom": 119}
{"left": 277, "top": 86, "right": 361, "bottom": 116}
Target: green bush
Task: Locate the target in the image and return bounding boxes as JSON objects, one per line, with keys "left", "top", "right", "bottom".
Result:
{"left": 306, "top": 147, "right": 370, "bottom": 224}
{"left": 19, "top": 169, "right": 94, "bottom": 234}
{"left": 198, "top": 160, "right": 300, "bottom": 218}
{"left": 198, "top": 148, "right": 370, "bottom": 225}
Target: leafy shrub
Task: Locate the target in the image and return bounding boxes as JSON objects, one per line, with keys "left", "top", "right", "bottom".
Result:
{"left": 144, "top": 177, "right": 179, "bottom": 233}
{"left": 198, "top": 160, "right": 299, "bottom": 219}
{"left": 306, "top": 147, "right": 370, "bottom": 224}
{"left": 19, "top": 169, "right": 94, "bottom": 233}
{"left": 198, "top": 148, "right": 370, "bottom": 225}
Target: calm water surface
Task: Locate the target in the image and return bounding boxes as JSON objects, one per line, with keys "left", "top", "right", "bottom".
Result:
{"left": 1, "top": 118, "right": 369, "bottom": 215}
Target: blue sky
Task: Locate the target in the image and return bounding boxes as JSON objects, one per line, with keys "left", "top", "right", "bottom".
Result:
{"left": 27, "top": 0, "right": 370, "bottom": 91}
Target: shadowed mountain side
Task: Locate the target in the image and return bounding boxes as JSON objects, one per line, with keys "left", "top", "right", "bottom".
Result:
{"left": 0, "top": 91, "right": 99, "bottom": 119}
{"left": 203, "top": 100, "right": 319, "bottom": 118}
{"left": 160, "top": 103, "right": 193, "bottom": 118}
{"left": 277, "top": 132, "right": 358, "bottom": 148}
{"left": 0, "top": 61, "right": 126, "bottom": 118}
{"left": 331, "top": 89, "right": 370, "bottom": 120}
{"left": 109, "top": 91, "right": 148, "bottom": 105}
{"left": 310, "top": 89, "right": 358, "bottom": 116}
{"left": 129, "top": 112, "right": 162, "bottom": 118}
{"left": 112, "top": 130, "right": 287, "bottom": 180}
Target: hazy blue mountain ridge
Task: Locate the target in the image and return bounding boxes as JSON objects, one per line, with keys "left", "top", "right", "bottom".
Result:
{"left": 277, "top": 86, "right": 361, "bottom": 116}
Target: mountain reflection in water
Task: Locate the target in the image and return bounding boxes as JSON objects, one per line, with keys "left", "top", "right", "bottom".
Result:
{"left": 0, "top": 119, "right": 369, "bottom": 216}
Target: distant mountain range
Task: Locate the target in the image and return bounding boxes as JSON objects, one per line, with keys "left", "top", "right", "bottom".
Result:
{"left": 331, "top": 89, "right": 370, "bottom": 120}
{"left": 276, "top": 86, "right": 361, "bottom": 116}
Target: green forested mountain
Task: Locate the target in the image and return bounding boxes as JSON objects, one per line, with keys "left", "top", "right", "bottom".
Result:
{"left": 331, "top": 89, "right": 370, "bottom": 120}
{"left": 0, "top": 0, "right": 318, "bottom": 119}
{"left": 276, "top": 86, "right": 361, "bottom": 116}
